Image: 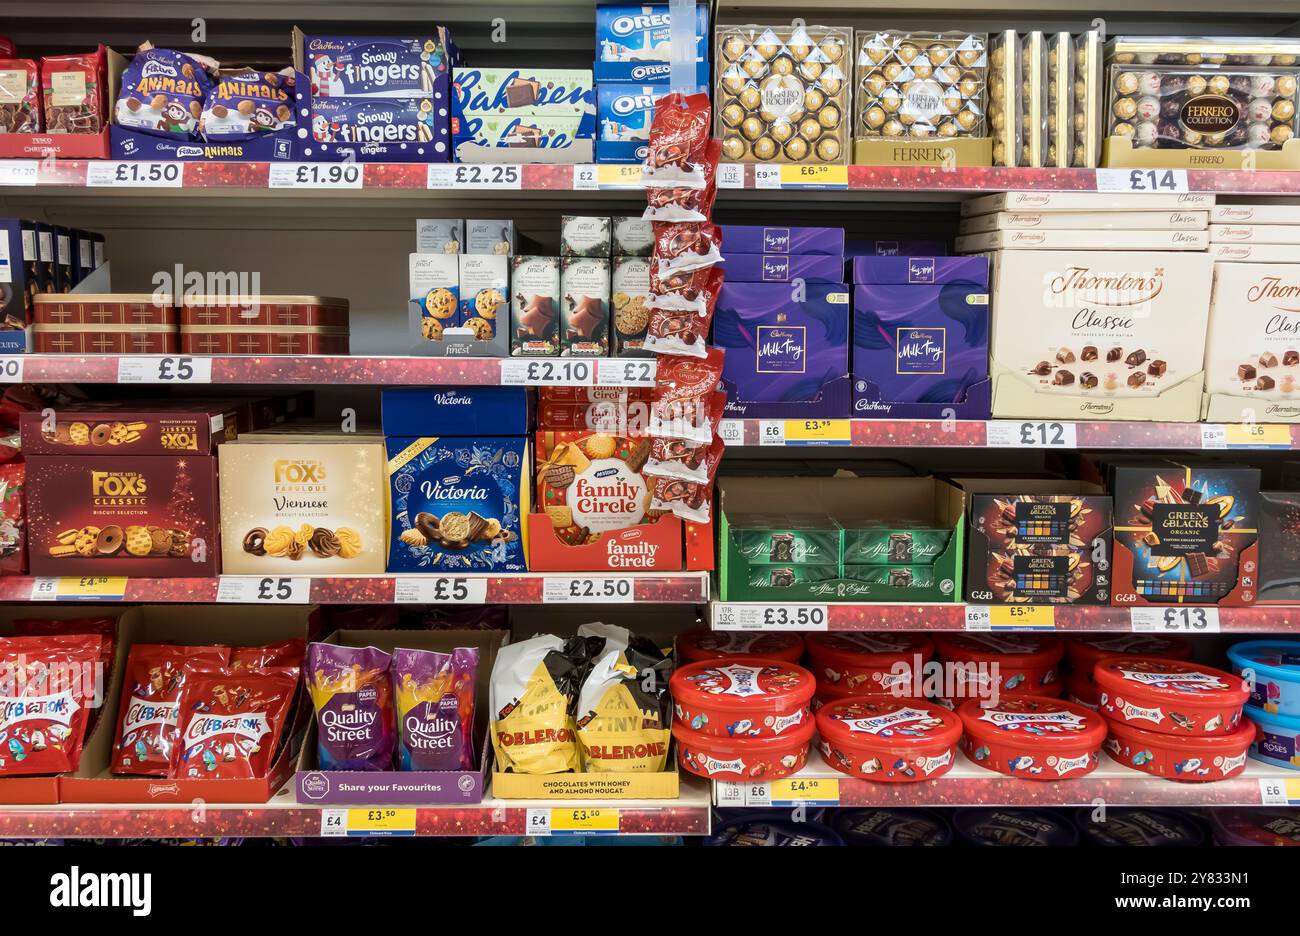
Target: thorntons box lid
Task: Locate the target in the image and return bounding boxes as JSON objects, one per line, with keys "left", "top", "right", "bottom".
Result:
{"left": 853, "top": 255, "right": 989, "bottom": 286}
{"left": 1210, "top": 224, "right": 1300, "bottom": 246}
{"left": 1213, "top": 203, "right": 1300, "bottom": 225}
{"left": 956, "top": 229, "right": 1209, "bottom": 252}
{"left": 958, "top": 210, "right": 1208, "bottom": 234}
{"left": 719, "top": 225, "right": 845, "bottom": 256}
{"left": 1205, "top": 262, "right": 1300, "bottom": 398}
{"left": 1210, "top": 243, "right": 1300, "bottom": 263}
{"left": 962, "top": 191, "right": 1216, "bottom": 217}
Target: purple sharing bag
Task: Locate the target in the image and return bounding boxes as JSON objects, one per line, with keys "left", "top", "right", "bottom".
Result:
{"left": 394, "top": 646, "right": 479, "bottom": 771}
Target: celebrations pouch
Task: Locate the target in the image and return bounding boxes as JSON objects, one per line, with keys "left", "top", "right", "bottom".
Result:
{"left": 644, "top": 435, "right": 724, "bottom": 484}
{"left": 490, "top": 634, "right": 596, "bottom": 774}
{"left": 643, "top": 141, "right": 720, "bottom": 223}
{"left": 305, "top": 643, "right": 395, "bottom": 771}
{"left": 171, "top": 666, "right": 299, "bottom": 780}
{"left": 649, "top": 265, "right": 723, "bottom": 316}
{"left": 648, "top": 354, "right": 726, "bottom": 442}
{"left": 0, "top": 634, "right": 102, "bottom": 776}
{"left": 231, "top": 638, "right": 306, "bottom": 670}
{"left": 575, "top": 636, "right": 673, "bottom": 773}
{"left": 200, "top": 68, "right": 295, "bottom": 140}
{"left": 14, "top": 617, "right": 117, "bottom": 732}
{"left": 653, "top": 222, "right": 723, "bottom": 277}
{"left": 642, "top": 91, "right": 713, "bottom": 187}
{"left": 114, "top": 44, "right": 217, "bottom": 140}
{"left": 393, "top": 646, "right": 479, "bottom": 771}
{"left": 111, "top": 644, "right": 229, "bottom": 776}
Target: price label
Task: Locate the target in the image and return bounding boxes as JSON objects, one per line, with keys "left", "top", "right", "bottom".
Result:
{"left": 714, "top": 781, "right": 747, "bottom": 806}
{"left": 782, "top": 419, "right": 851, "bottom": 446}
{"left": 1130, "top": 606, "right": 1220, "bottom": 633}
{"left": 117, "top": 356, "right": 212, "bottom": 384}
{"left": 778, "top": 164, "right": 848, "bottom": 189}
{"left": 321, "top": 808, "right": 416, "bottom": 837}
{"left": 393, "top": 576, "right": 487, "bottom": 604}
{"left": 428, "top": 163, "right": 522, "bottom": 190}
{"left": 965, "top": 605, "right": 1056, "bottom": 630}
{"left": 718, "top": 419, "right": 745, "bottom": 446}
{"left": 986, "top": 420, "right": 1078, "bottom": 449}
{"left": 30, "top": 577, "right": 128, "bottom": 601}
{"left": 86, "top": 161, "right": 184, "bottom": 188}
{"left": 572, "top": 165, "right": 598, "bottom": 190}
{"left": 712, "top": 602, "right": 829, "bottom": 631}
{"left": 544, "top": 576, "right": 635, "bottom": 603}
{"left": 717, "top": 163, "right": 745, "bottom": 189}
{"left": 1096, "top": 168, "right": 1189, "bottom": 194}
{"left": 1223, "top": 423, "right": 1292, "bottom": 448}
{"left": 216, "top": 576, "right": 310, "bottom": 604}
{"left": 0, "top": 160, "right": 38, "bottom": 186}
{"left": 753, "top": 165, "right": 781, "bottom": 189}
{"left": 0, "top": 357, "right": 24, "bottom": 383}
{"left": 549, "top": 808, "right": 620, "bottom": 834}
{"left": 500, "top": 359, "right": 595, "bottom": 386}
{"left": 767, "top": 777, "right": 840, "bottom": 806}
{"left": 268, "top": 162, "right": 363, "bottom": 189}
{"left": 597, "top": 164, "right": 643, "bottom": 189}
{"left": 1259, "top": 777, "right": 1300, "bottom": 806}
{"left": 597, "top": 358, "right": 656, "bottom": 387}
{"left": 757, "top": 420, "right": 786, "bottom": 446}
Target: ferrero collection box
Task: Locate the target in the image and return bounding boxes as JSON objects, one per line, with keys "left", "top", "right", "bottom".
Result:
{"left": 1204, "top": 262, "right": 1300, "bottom": 423}
{"left": 218, "top": 427, "right": 388, "bottom": 575}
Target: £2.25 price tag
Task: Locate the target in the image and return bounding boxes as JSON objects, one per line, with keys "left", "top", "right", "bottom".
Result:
{"left": 428, "top": 163, "right": 521, "bottom": 190}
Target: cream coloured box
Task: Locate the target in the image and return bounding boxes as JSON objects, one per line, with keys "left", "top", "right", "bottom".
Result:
{"left": 1204, "top": 261, "right": 1300, "bottom": 422}
{"left": 957, "top": 229, "right": 1207, "bottom": 252}
{"left": 1210, "top": 243, "right": 1300, "bottom": 263}
{"left": 989, "top": 250, "right": 1213, "bottom": 420}
{"left": 1211, "top": 225, "right": 1300, "bottom": 246}
{"left": 961, "top": 190, "right": 1215, "bottom": 217}
{"left": 218, "top": 433, "right": 388, "bottom": 574}
{"left": 1212, "top": 204, "right": 1300, "bottom": 225}
{"left": 958, "top": 210, "right": 1208, "bottom": 234}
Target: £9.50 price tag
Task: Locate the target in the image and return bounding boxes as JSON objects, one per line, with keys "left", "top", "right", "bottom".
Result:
{"left": 1130, "top": 606, "right": 1220, "bottom": 633}
{"left": 217, "top": 576, "right": 311, "bottom": 604}
{"left": 393, "top": 576, "right": 487, "bottom": 604}
{"left": 86, "top": 161, "right": 184, "bottom": 188}
{"left": 985, "top": 420, "right": 1077, "bottom": 449}
{"left": 1095, "top": 168, "right": 1188, "bottom": 193}
{"left": 268, "top": 162, "right": 363, "bottom": 189}
{"left": 117, "top": 356, "right": 212, "bottom": 384}
{"left": 544, "top": 576, "right": 635, "bottom": 603}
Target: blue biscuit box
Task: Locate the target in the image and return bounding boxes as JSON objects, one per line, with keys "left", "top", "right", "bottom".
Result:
{"left": 302, "top": 31, "right": 459, "bottom": 97}
{"left": 595, "top": 4, "right": 710, "bottom": 83}
{"left": 386, "top": 436, "right": 529, "bottom": 573}
{"left": 382, "top": 387, "right": 531, "bottom": 437}
{"left": 305, "top": 89, "right": 452, "bottom": 162}
{"left": 597, "top": 83, "right": 706, "bottom": 163}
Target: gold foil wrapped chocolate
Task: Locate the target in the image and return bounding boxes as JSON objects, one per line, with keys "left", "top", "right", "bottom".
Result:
{"left": 854, "top": 30, "right": 988, "bottom": 142}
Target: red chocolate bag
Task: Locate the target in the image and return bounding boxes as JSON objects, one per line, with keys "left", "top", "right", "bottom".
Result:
{"left": 0, "top": 462, "right": 25, "bottom": 574}
{"left": 230, "top": 638, "right": 305, "bottom": 670}
{"left": 14, "top": 616, "right": 116, "bottom": 731}
{"left": 111, "top": 644, "right": 229, "bottom": 776}
{"left": 0, "top": 634, "right": 100, "bottom": 775}
{"left": 0, "top": 58, "right": 40, "bottom": 132}
{"left": 644, "top": 435, "right": 724, "bottom": 484}
{"left": 648, "top": 354, "right": 726, "bottom": 442}
{"left": 642, "top": 92, "right": 713, "bottom": 188}
{"left": 643, "top": 141, "right": 720, "bottom": 223}
{"left": 170, "top": 666, "right": 299, "bottom": 780}
{"left": 653, "top": 222, "right": 723, "bottom": 277}
{"left": 647, "top": 474, "right": 713, "bottom": 524}
{"left": 649, "top": 265, "right": 723, "bottom": 317}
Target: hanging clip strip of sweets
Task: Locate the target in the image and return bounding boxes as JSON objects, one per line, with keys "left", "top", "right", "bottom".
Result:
{"left": 305, "top": 643, "right": 395, "bottom": 771}
{"left": 393, "top": 646, "right": 479, "bottom": 771}
{"left": 170, "top": 665, "right": 300, "bottom": 780}
{"left": 643, "top": 140, "right": 721, "bottom": 222}
{"left": 642, "top": 91, "right": 714, "bottom": 187}
{"left": 648, "top": 355, "right": 726, "bottom": 443}
{"left": 0, "top": 634, "right": 102, "bottom": 776}
{"left": 644, "top": 434, "right": 724, "bottom": 484}
{"left": 652, "top": 221, "right": 723, "bottom": 277}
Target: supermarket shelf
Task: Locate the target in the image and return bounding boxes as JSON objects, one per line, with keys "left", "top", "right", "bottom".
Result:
{"left": 0, "top": 778, "right": 712, "bottom": 839}
{"left": 713, "top": 748, "right": 1299, "bottom": 808}
{"left": 710, "top": 600, "right": 1300, "bottom": 632}
{"left": 0, "top": 572, "right": 709, "bottom": 605}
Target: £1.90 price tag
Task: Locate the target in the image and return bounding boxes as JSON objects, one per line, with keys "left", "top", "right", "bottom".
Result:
{"left": 393, "top": 576, "right": 487, "bottom": 604}
{"left": 1095, "top": 168, "right": 1189, "bottom": 194}
{"left": 117, "top": 356, "right": 212, "bottom": 384}
{"left": 500, "top": 359, "right": 595, "bottom": 386}
{"left": 544, "top": 576, "right": 635, "bottom": 603}
{"left": 428, "top": 163, "right": 521, "bottom": 190}
{"left": 985, "top": 420, "right": 1078, "bottom": 449}
{"left": 86, "top": 161, "right": 184, "bottom": 188}
{"left": 1130, "top": 606, "right": 1220, "bottom": 633}
{"left": 217, "top": 576, "right": 311, "bottom": 604}
{"left": 268, "top": 162, "right": 364, "bottom": 189}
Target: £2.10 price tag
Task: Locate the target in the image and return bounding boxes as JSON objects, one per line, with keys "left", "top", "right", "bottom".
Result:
{"left": 216, "top": 576, "right": 311, "bottom": 604}
{"left": 500, "top": 359, "right": 595, "bottom": 386}
{"left": 1130, "top": 606, "right": 1220, "bottom": 633}
{"left": 117, "top": 356, "right": 213, "bottom": 384}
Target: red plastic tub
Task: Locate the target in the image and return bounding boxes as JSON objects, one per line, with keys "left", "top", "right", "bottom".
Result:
{"left": 804, "top": 632, "right": 933, "bottom": 696}
{"left": 816, "top": 697, "right": 962, "bottom": 782}
{"left": 959, "top": 696, "right": 1106, "bottom": 780}
{"left": 670, "top": 657, "right": 816, "bottom": 739}
{"left": 1065, "top": 634, "right": 1192, "bottom": 683}
{"left": 1064, "top": 670, "right": 1099, "bottom": 709}
{"left": 672, "top": 717, "right": 815, "bottom": 781}
{"left": 934, "top": 633, "right": 1064, "bottom": 698}
{"left": 676, "top": 629, "right": 804, "bottom": 665}
{"left": 1103, "top": 717, "right": 1255, "bottom": 782}
{"left": 1094, "top": 657, "right": 1250, "bottom": 736}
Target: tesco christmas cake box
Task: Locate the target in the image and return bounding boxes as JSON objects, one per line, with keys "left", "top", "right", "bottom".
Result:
{"left": 296, "top": 29, "right": 459, "bottom": 98}
{"left": 722, "top": 224, "right": 845, "bottom": 256}
{"left": 381, "top": 387, "right": 530, "bottom": 437}
{"left": 714, "top": 282, "right": 852, "bottom": 420}
{"left": 20, "top": 402, "right": 239, "bottom": 456}
{"left": 1204, "top": 262, "right": 1300, "bottom": 422}
{"left": 594, "top": 4, "right": 710, "bottom": 83}
{"left": 718, "top": 476, "right": 964, "bottom": 602}
{"left": 724, "top": 253, "right": 845, "bottom": 283}
{"left": 385, "top": 436, "right": 529, "bottom": 574}
{"left": 295, "top": 629, "right": 503, "bottom": 806}
{"left": 302, "top": 87, "right": 452, "bottom": 163}
{"left": 58, "top": 604, "right": 317, "bottom": 805}
{"left": 0, "top": 47, "right": 119, "bottom": 160}
{"left": 989, "top": 250, "right": 1213, "bottom": 421}
{"left": 596, "top": 83, "right": 706, "bottom": 163}
{"left": 958, "top": 210, "right": 1209, "bottom": 233}
{"left": 961, "top": 190, "right": 1216, "bottom": 217}
{"left": 957, "top": 228, "right": 1208, "bottom": 251}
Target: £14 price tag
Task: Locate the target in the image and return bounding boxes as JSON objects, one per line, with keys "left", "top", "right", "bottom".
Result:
{"left": 985, "top": 420, "right": 1077, "bottom": 449}
{"left": 268, "top": 162, "right": 363, "bottom": 189}
{"left": 1095, "top": 168, "right": 1188, "bottom": 194}
{"left": 217, "top": 576, "right": 310, "bottom": 604}
{"left": 117, "top": 356, "right": 212, "bottom": 384}
{"left": 543, "top": 576, "right": 635, "bottom": 603}
{"left": 86, "top": 161, "right": 184, "bottom": 188}
{"left": 1130, "top": 606, "right": 1220, "bottom": 633}
{"left": 393, "top": 576, "right": 487, "bottom": 604}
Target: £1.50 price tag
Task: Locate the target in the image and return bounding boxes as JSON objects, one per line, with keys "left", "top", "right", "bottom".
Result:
{"left": 86, "top": 161, "right": 184, "bottom": 188}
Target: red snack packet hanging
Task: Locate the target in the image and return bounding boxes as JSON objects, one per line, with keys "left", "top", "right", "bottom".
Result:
{"left": 14, "top": 616, "right": 116, "bottom": 731}
{"left": 653, "top": 222, "right": 723, "bottom": 277}
{"left": 648, "top": 474, "right": 713, "bottom": 524}
{"left": 648, "top": 351, "right": 726, "bottom": 443}
{"left": 0, "top": 634, "right": 101, "bottom": 776}
{"left": 231, "top": 638, "right": 306, "bottom": 670}
{"left": 644, "top": 434, "right": 725, "bottom": 484}
{"left": 111, "top": 644, "right": 229, "bottom": 776}
{"left": 643, "top": 141, "right": 720, "bottom": 223}
{"left": 643, "top": 91, "right": 713, "bottom": 188}
{"left": 0, "top": 463, "right": 24, "bottom": 573}
{"left": 171, "top": 666, "right": 300, "bottom": 780}
{"left": 649, "top": 265, "right": 723, "bottom": 316}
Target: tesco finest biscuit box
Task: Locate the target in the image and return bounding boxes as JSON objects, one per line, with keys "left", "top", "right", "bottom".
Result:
{"left": 988, "top": 250, "right": 1213, "bottom": 421}
{"left": 218, "top": 433, "right": 388, "bottom": 575}
{"left": 1204, "top": 261, "right": 1300, "bottom": 422}
{"left": 26, "top": 452, "right": 219, "bottom": 577}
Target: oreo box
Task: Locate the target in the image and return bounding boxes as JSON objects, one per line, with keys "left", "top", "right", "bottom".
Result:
{"left": 594, "top": 4, "right": 710, "bottom": 83}
{"left": 298, "top": 29, "right": 459, "bottom": 98}
{"left": 0, "top": 219, "right": 33, "bottom": 352}
{"left": 385, "top": 436, "right": 529, "bottom": 574}
{"left": 597, "top": 83, "right": 706, "bottom": 163}
{"left": 303, "top": 86, "right": 452, "bottom": 162}
{"left": 381, "top": 387, "right": 531, "bottom": 437}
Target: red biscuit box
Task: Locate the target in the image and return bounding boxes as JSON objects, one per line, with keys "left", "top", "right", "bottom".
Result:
{"left": 179, "top": 295, "right": 349, "bottom": 355}
{"left": 32, "top": 294, "right": 179, "bottom": 353}
{"left": 20, "top": 403, "right": 239, "bottom": 456}
{"left": 1093, "top": 657, "right": 1250, "bottom": 736}
{"left": 817, "top": 697, "right": 962, "bottom": 782}
{"left": 959, "top": 696, "right": 1107, "bottom": 780}
{"left": 26, "top": 452, "right": 219, "bottom": 577}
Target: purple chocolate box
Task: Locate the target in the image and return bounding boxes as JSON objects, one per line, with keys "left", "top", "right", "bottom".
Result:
{"left": 714, "top": 282, "right": 851, "bottom": 418}
{"left": 847, "top": 238, "right": 949, "bottom": 258}
{"left": 853, "top": 255, "right": 988, "bottom": 286}
{"left": 719, "top": 225, "right": 845, "bottom": 256}
{"left": 726, "top": 253, "right": 845, "bottom": 283}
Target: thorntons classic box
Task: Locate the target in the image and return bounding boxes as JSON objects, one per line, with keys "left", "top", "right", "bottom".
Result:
{"left": 1110, "top": 462, "right": 1259, "bottom": 606}
{"left": 989, "top": 250, "right": 1214, "bottom": 421}
{"left": 218, "top": 431, "right": 388, "bottom": 574}
{"left": 1204, "top": 262, "right": 1300, "bottom": 423}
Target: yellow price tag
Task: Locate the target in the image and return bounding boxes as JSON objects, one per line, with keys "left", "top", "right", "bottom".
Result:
{"left": 550, "top": 808, "right": 620, "bottom": 833}
{"left": 346, "top": 808, "right": 416, "bottom": 835}
{"left": 779, "top": 164, "right": 848, "bottom": 187}
{"left": 597, "top": 164, "right": 643, "bottom": 188}
{"left": 1223, "top": 423, "right": 1292, "bottom": 447}
{"left": 988, "top": 605, "right": 1055, "bottom": 628}
{"left": 769, "top": 777, "right": 840, "bottom": 804}
{"left": 56, "top": 576, "right": 128, "bottom": 600}
{"left": 783, "top": 419, "right": 851, "bottom": 444}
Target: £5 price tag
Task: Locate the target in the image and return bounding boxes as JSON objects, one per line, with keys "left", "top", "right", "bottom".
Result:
{"left": 217, "top": 576, "right": 310, "bottom": 604}
{"left": 117, "top": 356, "right": 212, "bottom": 384}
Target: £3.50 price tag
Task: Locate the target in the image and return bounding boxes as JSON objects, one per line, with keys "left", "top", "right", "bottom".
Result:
{"left": 986, "top": 421, "right": 1077, "bottom": 449}
{"left": 393, "top": 576, "right": 487, "bottom": 604}
{"left": 321, "top": 808, "right": 417, "bottom": 837}
{"left": 711, "top": 602, "right": 829, "bottom": 631}
{"left": 117, "top": 356, "right": 212, "bottom": 384}
{"left": 86, "top": 161, "right": 184, "bottom": 188}
{"left": 1130, "top": 606, "right": 1220, "bottom": 633}
{"left": 216, "top": 576, "right": 311, "bottom": 604}
{"left": 268, "top": 162, "right": 364, "bottom": 189}
{"left": 544, "top": 576, "right": 635, "bottom": 603}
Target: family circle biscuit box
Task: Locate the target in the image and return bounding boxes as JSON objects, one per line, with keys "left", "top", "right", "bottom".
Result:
{"left": 386, "top": 436, "right": 528, "bottom": 574}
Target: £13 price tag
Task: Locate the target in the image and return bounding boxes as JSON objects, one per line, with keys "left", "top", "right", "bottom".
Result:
{"left": 217, "top": 576, "right": 310, "bottom": 604}
{"left": 985, "top": 420, "right": 1077, "bottom": 449}
{"left": 393, "top": 576, "right": 487, "bottom": 604}
{"left": 86, "top": 161, "right": 184, "bottom": 188}
{"left": 1095, "top": 168, "right": 1189, "bottom": 193}
{"left": 117, "top": 356, "right": 212, "bottom": 384}
{"left": 268, "top": 162, "right": 363, "bottom": 189}
{"left": 1130, "top": 606, "right": 1220, "bottom": 633}
{"left": 500, "top": 359, "right": 595, "bottom": 386}
{"left": 597, "top": 358, "right": 656, "bottom": 387}
{"left": 543, "top": 576, "right": 635, "bottom": 603}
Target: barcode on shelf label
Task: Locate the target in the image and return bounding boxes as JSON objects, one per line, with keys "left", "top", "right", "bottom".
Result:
{"left": 717, "top": 163, "right": 745, "bottom": 189}
{"left": 572, "top": 165, "right": 598, "bottom": 190}
{"left": 0, "top": 160, "right": 38, "bottom": 186}
{"left": 268, "top": 162, "right": 364, "bottom": 189}
{"left": 1095, "top": 168, "right": 1189, "bottom": 194}
{"left": 428, "top": 164, "right": 522, "bottom": 190}
{"left": 117, "top": 356, "right": 212, "bottom": 384}
{"left": 712, "top": 602, "right": 828, "bottom": 631}
{"left": 1130, "top": 607, "right": 1220, "bottom": 633}
{"left": 86, "top": 161, "right": 184, "bottom": 188}
{"left": 1258, "top": 777, "right": 1300, "bottom": 806}
{"left": 0, "top": 357, "right": 24, "bottom": 383}
{"left": 543, "top": 576, "right": 635, "bottom": 603}
{"left": 499, "top": 359, "right": 596, "bottom": 386}
{"left": 217, "top": 576, "right": 311, "bottom": 604}
{"left": 985, "top": 421, "right": 1077, "bottom": 448}
{"left": 718, "top": 419, "right": 745, "bottom": 446}
{"left": 597, "top": 358, "right": 656, "bottom": 387}
{"left": 393, "top": 576, "right": 486, "bottom": 604}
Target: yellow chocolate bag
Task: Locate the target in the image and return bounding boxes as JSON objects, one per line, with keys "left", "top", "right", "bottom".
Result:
{"left": 575, "top": 637, "right": 673, "bottom": 773}
{"left": 490, "top": 635, "right": 589, "bottom": 774}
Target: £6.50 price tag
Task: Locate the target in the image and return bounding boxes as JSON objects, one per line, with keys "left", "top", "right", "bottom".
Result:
{"left": 117, "top": 356, "right": 212, "bottom": 384}
{"left": 428, "top": 163, "right": 521, "bottom": 190}
{"left": 393, "top": 576, "right": 487, "bottom": 604}
{"left": 985, "top": 420, "right": 1077, "bottom": 449}
{"left": 500, "top": 359, "right": 595, "bottom": 386}
{"left": 1130, "top": 606, "right": 1220, "bottom": 633}
{"left": 1095, "top": 168, "right": 1189, "bottom": 193}
{"left": 217, "top": 576, "right": 311, "bottom": 604}
{"left": 86, "top": 161, "right": 184, "bottom": 188}
{"left": 544, "top": 576, "right": 635, "bottom": 603}
{"left": 268, "top": 162, "right": 363, "bottom": 189}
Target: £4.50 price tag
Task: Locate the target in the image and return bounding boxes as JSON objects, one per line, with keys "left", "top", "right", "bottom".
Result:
{"left": 544, "top": 576, "right": 635, "bottom": 603}
{"left": 1130, "top": 606, "right": 1220, "bottom": 633}
{"left": 268, "top": 162, "right": 363, "bottom": 189}
{"left": 1095, "top": 168, "right": 1188, "bottom": 194}
{"left": 86, "top": 161, "right": 184, "bottom": 188}
{"left": 30, "top": 577, "right": 128, "bottom": 601}
{"left": 985, "top": 421, "right": 1077, "bottom": 449}
{"left": 117, "top": 356, "right": 212, "bottom": 384}
{"left": 321, "top": 808, "right": 416, "bottom": 837}
{"left": 393, "top": 576, "right": 487, "bottom": 604}
{"left": 767, "top": 777, "right": 840, "bottom": 806}
{"left": 217, "top": 576, "right": 310, "bottom": 604}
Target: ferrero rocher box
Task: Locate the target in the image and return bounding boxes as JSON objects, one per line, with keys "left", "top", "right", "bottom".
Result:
{"left": 218, "top": 429, "right": 388, "bottom": 574}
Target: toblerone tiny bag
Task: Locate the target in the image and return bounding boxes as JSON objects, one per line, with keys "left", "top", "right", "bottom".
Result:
{"left": 574, "top": 634, "right": 672, "bottom": 773}
{"left": 489, "top": 635, "right": 588, "bottom": 774}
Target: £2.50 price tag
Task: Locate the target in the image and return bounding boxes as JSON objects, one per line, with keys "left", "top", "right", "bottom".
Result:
{"left": 544, "top": 576, "right": 635, "bottom": 603}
